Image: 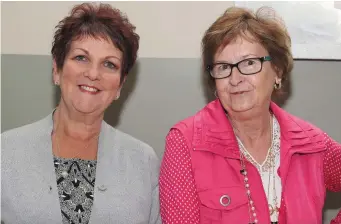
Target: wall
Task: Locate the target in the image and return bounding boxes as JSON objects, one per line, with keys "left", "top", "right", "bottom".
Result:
{"left": 1, "top": 1, "right": 341, "bottom": 223}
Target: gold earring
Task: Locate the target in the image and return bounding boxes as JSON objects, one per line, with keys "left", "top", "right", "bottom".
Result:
{"left": 54, "top": 81, "right": 59, "bottom": 85}
{"left": 274, "top": 82, "right": 281, "bottom": 90}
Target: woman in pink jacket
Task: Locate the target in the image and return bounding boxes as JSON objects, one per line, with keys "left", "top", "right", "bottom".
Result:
{"left": 159, "top": 6, "right": 341, "bottom": 224}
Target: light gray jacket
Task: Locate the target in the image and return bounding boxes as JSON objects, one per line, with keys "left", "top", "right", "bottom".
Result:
{"left": 1, "top": 113, "right": 161, "bottom": 224}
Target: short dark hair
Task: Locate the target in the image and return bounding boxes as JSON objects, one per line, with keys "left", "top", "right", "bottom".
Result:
{"left": 202, "top": 6, "right": 293, "bottom": 98}
{"left": 51, "top": 2, "right": 140, "bottom": 83}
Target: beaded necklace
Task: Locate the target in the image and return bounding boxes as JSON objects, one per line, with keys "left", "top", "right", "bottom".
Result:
{"left": 229, "top": 113, "right": 279, "bottom": 224}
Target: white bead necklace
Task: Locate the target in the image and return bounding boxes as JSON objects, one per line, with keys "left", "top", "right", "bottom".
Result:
{"left": 240, "top": 153, "right": 259, "bottom": 224}
{"left": 228, "top": 112, "right": 279, "bottom": 223}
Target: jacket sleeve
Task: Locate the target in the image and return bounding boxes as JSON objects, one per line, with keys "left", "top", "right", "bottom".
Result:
{"left": 322, "top": 133, "right": 341, "bottom": 224}
{"left": 149, "top": 184, "right": 161, "bottom": 224}
{"left": 330, "top": 211, "right": 341, "bottom": 224}
{"left": 159, "top": 129, "right": 200, "bottom": 224}
{"left": 148, "top": 146, "right": 162, "bottom": 224}
{"left": 323, "top": 133, "right": 341, "bottom": 192}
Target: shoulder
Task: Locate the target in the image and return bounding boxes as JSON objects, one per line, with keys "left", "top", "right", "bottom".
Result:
{"left": 170, "top": 115, "right": 195, "bottom": 133}
{"left": 167, "top": 101, "right": 215, "bottom": 144}
{"left": 2, "top": 114, "right": 52, "bottom": 151}
{"left": 274, "top": 107, "right": 329, "bottom": 152}
{"left": 169, "top": 105, "right": 209, "bottom": 135}
{"left": 271, "top": 102, "right": 324, "bottom": 135}
{"left": 102, "top": 123, "right": 160, "bottom": 188}
{"left": 1, "top": 114, "right": 53, "bottom": 177}
{"left": 102, "top": 122, "right": 160, "bottom": 165}
{"left": 285, "top": 112, "right": 324, "bottom": 134}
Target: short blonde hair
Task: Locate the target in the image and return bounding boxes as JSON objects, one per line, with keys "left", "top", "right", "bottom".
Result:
{"left": 202, "top": 6, "right": 293, "bottom": 97}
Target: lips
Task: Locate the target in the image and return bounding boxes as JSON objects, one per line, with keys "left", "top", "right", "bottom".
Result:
{"left": 231, "top": 91, "right": 247, "bottom": 94}
{"left": 79, "top": 85, "right": 100, "bottom": 94}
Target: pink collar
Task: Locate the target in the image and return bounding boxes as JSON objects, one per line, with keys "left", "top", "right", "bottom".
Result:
{"left": 192, "top": 99, "right": 326, "bottom": 160}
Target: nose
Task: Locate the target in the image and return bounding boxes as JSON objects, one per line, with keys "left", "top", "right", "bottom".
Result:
{"left": 229, "top": 67, "right": 243, "bottom": 86}
{"left": 84, "top": 64, "right": 100, "bottom": 81}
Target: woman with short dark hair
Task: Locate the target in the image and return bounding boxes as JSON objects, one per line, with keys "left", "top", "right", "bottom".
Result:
{"left": 1, "top": 3, "right": 160, "bottom": 224}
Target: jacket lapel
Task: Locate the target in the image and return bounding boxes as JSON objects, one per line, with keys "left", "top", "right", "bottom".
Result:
{"left": 37, "top": 113, "right": 63, "bottom": 222}
{"left": 89, "top": 121, "right": 118, "bottom": 223}
{"left": 192, "top": 99, "right": 240, "bottom": 159}
{"left": 192, "top": 100, "right": 326, "bottom": 161}
{"left": 270, "top": 102, "right": 326, "bottom": 179}
{"left": 37, "top": 114, "right": 120, "bottom": 223}
{"left": 191, "top": 100, "right": 327, "bottom": 223}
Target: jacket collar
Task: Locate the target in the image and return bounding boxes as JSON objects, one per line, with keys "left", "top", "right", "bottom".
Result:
{"left": 35, "top": 111, "right": 118, "bottom": 222}
{"left": 192, "top": 99, "right": 326, "bottom": 159}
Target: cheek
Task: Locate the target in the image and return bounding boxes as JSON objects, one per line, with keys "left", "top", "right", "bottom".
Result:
{"left": 61, "top": 63, "right": 82, "bottom": 83}
{"left": 253, "top": 73, "right": 275, "bottom": 96}
{"left": 215, "top": 79, "right": 230, "bottom": 91}
{"left": 103, "top": 75, "right": 121, "bottom": 92}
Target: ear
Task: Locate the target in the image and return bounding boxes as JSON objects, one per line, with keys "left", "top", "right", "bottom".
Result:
{"left": 115, "top": 87, "right": 122, "bottom": 100}
{"left": 115, "top": 75, "right": 127, "bottom": 100}
{"left": 121, "top": 75, "right": 127, "bottom": 86}
{"left": 52, "top": 59, "right": 61, "bottom": 85}
{"left": 274, "top": 66, "right": 283, "bottom": 79}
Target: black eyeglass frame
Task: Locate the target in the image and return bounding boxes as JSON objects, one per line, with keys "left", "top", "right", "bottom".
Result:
{"left": 206, "top": 56, "right": 272, "bottom": 79}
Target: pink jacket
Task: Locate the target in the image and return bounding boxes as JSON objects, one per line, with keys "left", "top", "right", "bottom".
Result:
{"left": 160, "top": 99, "right": 341, "bottom": 224}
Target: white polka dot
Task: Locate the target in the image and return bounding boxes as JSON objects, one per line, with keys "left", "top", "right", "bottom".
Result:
{"left": 159, "top": 129, "right": 200, "bottom": 223}
{"left": 323, "top": 133, "right": 341, "bottom": 223}
{"left": 159, "top": 129, "right": 341, "bottom": 223}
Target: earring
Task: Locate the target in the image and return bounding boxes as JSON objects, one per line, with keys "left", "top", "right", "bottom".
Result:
{"left": 54, "top": 81, "right": 59, "bottom": 85}
{"left": 274, "top": 82, "right": 281, "bottom": 90}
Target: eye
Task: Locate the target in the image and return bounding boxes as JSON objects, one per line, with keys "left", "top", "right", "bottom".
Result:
{"left": 104, "top": 61, "right": 117, "bottom": 70}
{"left": 74, "top": 55, "right": 87, "bottom": 61}
{"left": 218, "top": 63, "right": 230, "bottom": 71}
{"left": 245, "top": 59, "right": 256, "bottom": 66}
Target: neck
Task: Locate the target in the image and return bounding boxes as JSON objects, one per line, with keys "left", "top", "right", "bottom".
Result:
{"left": 228, "top": 107, "right": 272, "bottom": 145}
{"left": 53, "top": 101, "right": 103, "bottom": 141}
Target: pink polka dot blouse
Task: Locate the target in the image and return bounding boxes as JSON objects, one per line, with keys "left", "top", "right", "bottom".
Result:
{"left": 160, "top": 129, "right": 341, "bottom": 224}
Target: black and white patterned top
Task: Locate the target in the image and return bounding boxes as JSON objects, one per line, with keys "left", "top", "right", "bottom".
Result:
{"left": 53, "top": 156, "right": 97, "bottom": 224}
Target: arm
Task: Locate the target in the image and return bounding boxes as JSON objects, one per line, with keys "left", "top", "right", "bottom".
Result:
{"left": 148, "top": 147, "right": 161, "bottom": 224}
{"left": 322, "top": 133, "right": 341, "bottom": 224}
{"left": 149, "top": 185, "right": 161, "bottom": 224}
{"left": 331, "top": 213, "right": 341, "bottom": 224}
{"left": 159, "top": 129, "right": 200, "bottom": 224}
{"left": 323, "top": 133, "right": 341, "bottom": 192}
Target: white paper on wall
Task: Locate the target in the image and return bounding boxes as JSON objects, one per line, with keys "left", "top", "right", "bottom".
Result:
{"left": 234, "top": 1, "right": 341, "bottom": 59}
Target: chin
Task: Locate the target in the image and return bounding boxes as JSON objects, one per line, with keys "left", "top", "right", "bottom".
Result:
{"left": 228, "top": 100, "right": 256, "bottom": 113}
{"left": 230, "top": 104, "right": 254, "bottom": 112}
{"left": 72, "top": 102, "right": 103, "bottom": 115}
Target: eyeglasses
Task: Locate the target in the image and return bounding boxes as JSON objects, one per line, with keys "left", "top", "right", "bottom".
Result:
{"left": 207, "top": 56, "right": 272, "bottom": 79}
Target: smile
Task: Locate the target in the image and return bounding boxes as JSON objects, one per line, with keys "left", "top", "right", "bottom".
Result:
{"left": 231, "top": 91, "right": 247, "bottom": 94}
{"left": 79, "top": 85, "right": 100, "bottom": 94}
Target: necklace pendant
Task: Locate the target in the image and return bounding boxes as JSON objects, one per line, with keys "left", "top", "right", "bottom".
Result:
{"left": 269, "top": 204, "right": 274, "bottom": 215}
{"left": 61, "top": 171, "right": 68, "bottom": 178}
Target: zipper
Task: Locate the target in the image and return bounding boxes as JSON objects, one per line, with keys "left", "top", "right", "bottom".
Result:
{"left": 278, "top": 154, "right": 291, "bottom": 224}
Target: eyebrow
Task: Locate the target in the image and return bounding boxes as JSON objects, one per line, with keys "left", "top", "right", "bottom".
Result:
{"left": 215, "top": 54, "right": 259, "bottom": 64}
{"left": 240, "top": 54, "right": 258, "bottom": 59}
{"left": 72, "top": 48, "right": 122, "bottom": 61}
{"left": 73, "top": 48, "right": 90, "bottom": 55}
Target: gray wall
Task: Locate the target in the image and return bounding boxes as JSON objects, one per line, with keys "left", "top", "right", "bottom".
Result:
{"left": 1, "top": 54, "right": 341, "bottom": 223}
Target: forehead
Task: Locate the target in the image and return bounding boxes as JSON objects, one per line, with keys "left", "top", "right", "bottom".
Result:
{"left": 215, "top": 35, "right": 269, "bottom": 63}
{"left": 69, "top": 36, "right": 122, "bottom": 59}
